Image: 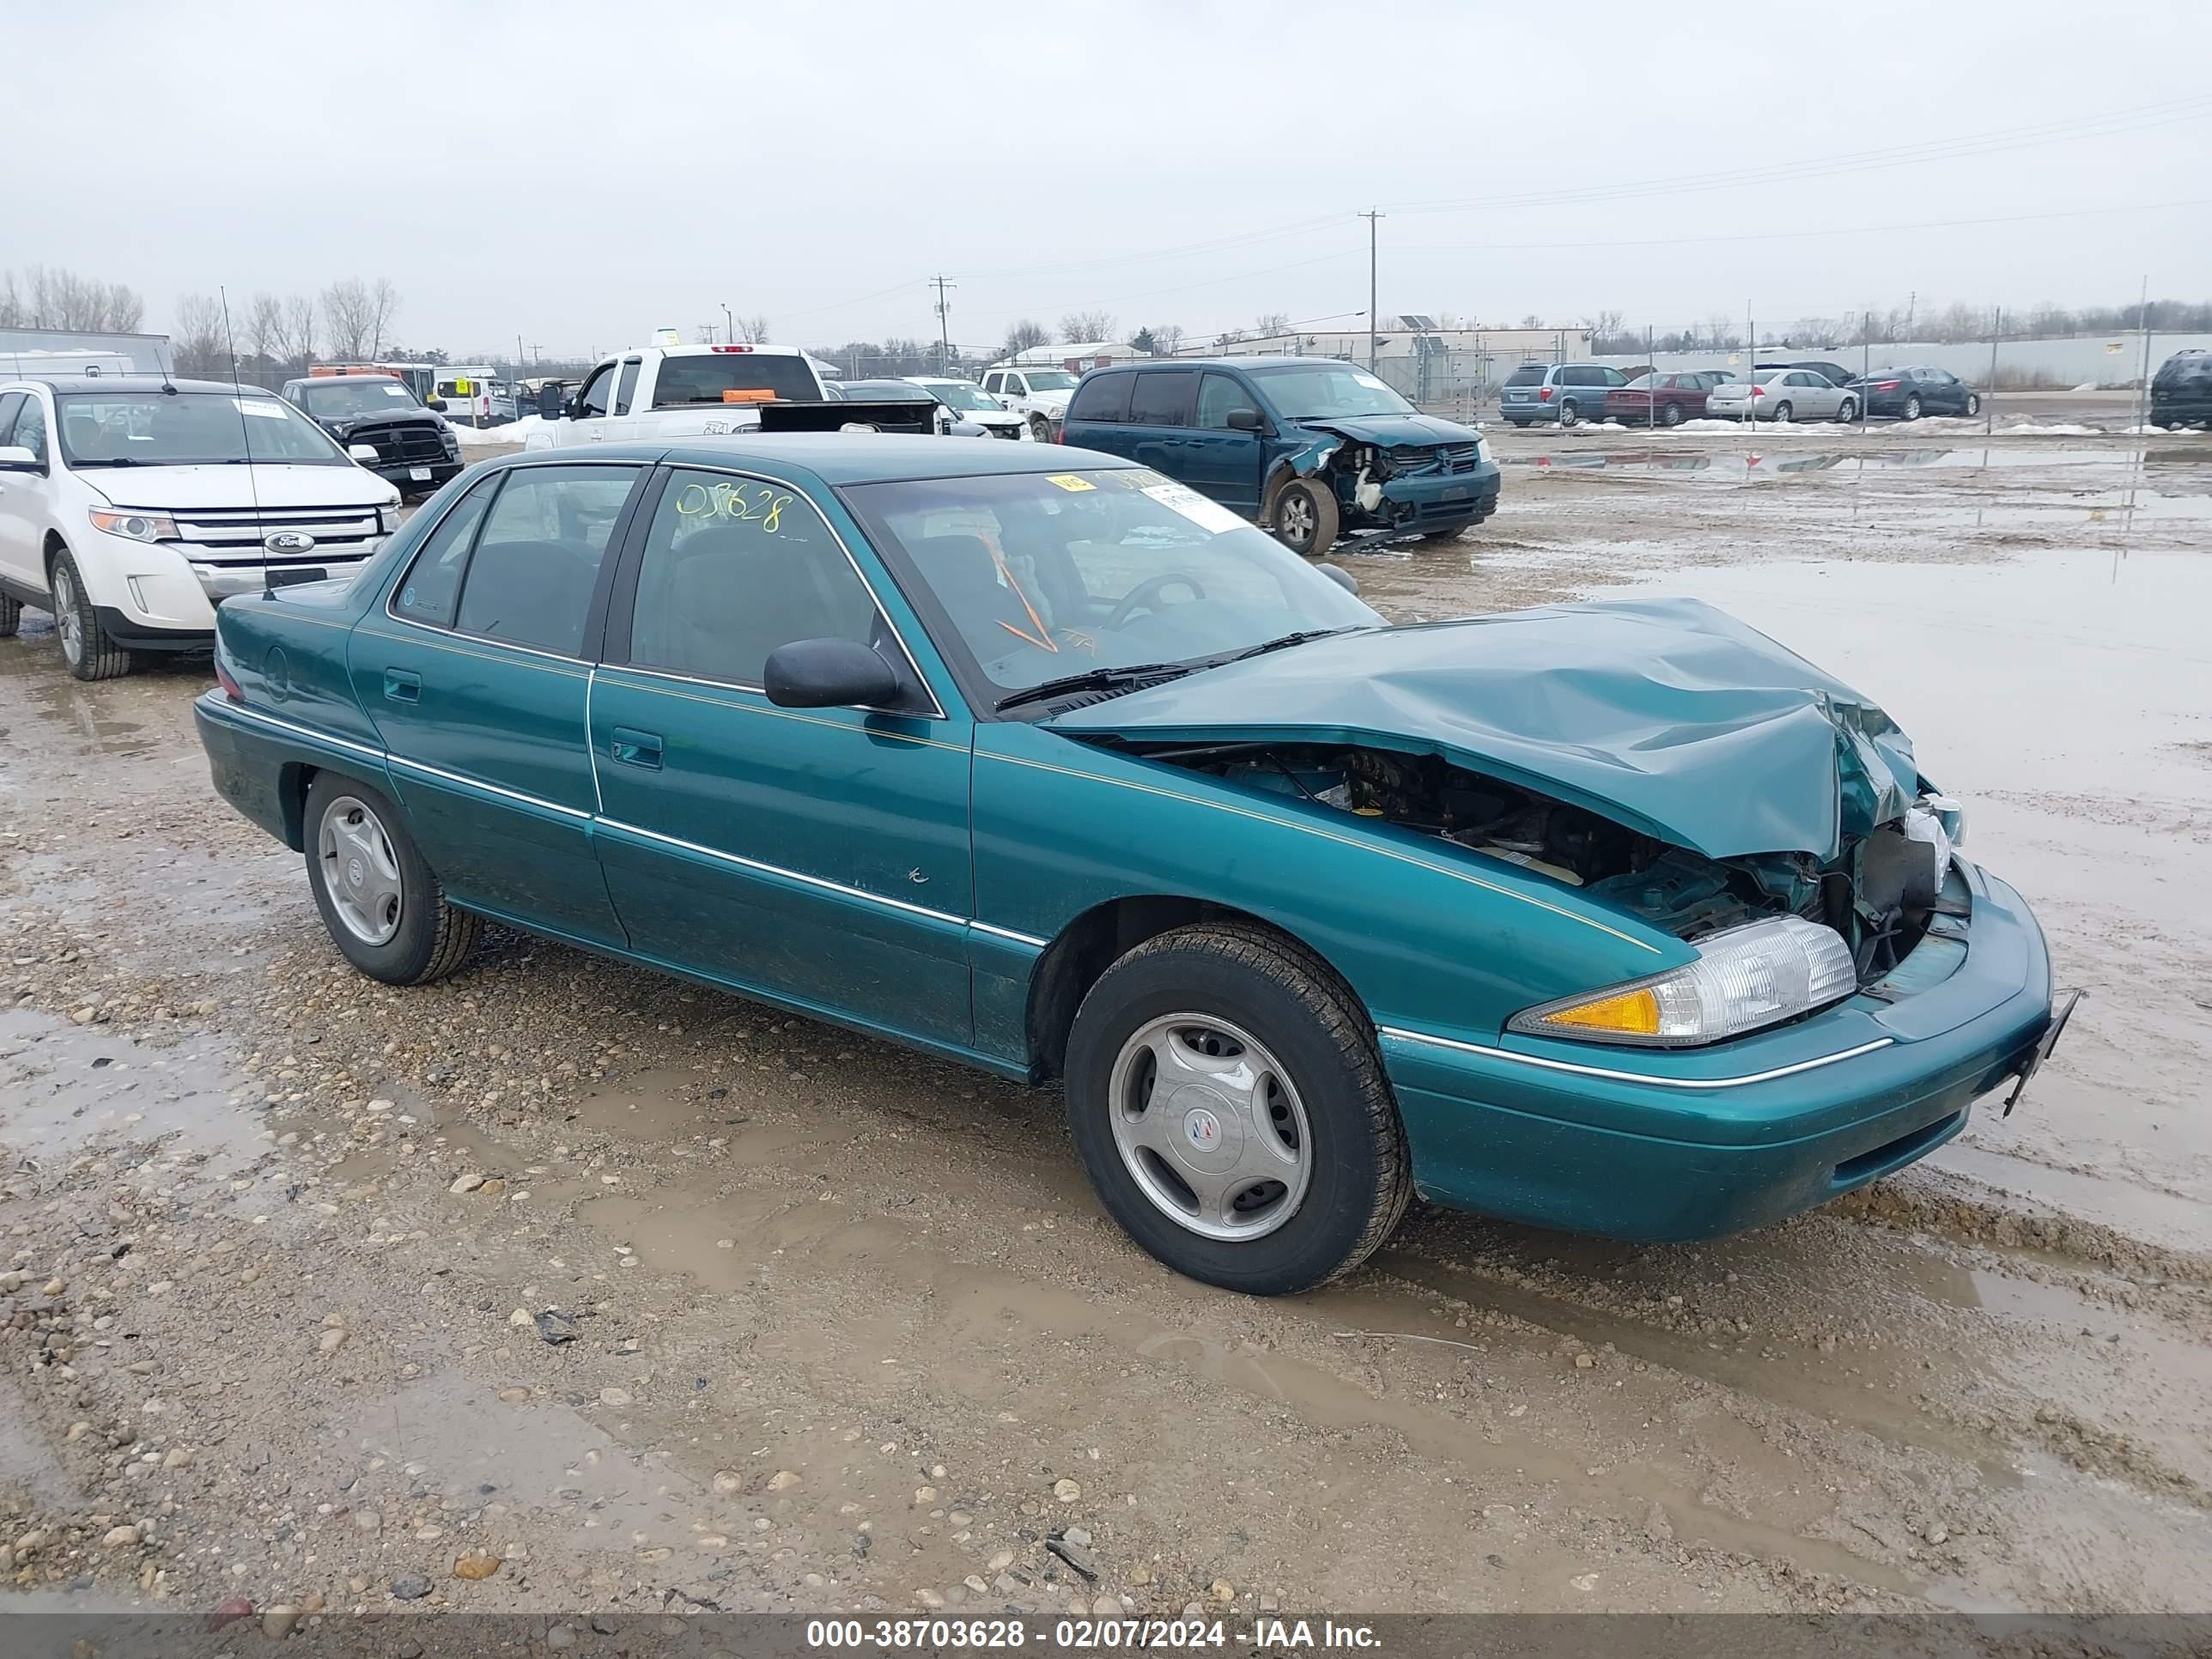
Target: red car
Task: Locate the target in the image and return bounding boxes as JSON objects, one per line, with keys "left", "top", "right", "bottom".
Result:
{"left": 1605, "top": 370, "right": 1730, "bottom": 428}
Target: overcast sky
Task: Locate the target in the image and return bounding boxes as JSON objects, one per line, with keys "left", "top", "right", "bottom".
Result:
{"left": 10, "top": 1, "right": 2211, "bottom": 357}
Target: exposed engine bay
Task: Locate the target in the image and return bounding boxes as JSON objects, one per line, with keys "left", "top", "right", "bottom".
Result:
{"left": 1123, "top": 739, "right": 1963, "bottom": 981}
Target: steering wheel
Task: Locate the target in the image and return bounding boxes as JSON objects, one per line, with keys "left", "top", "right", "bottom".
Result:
{"left": 1105, "top": 570, "right": 1207, "bottom": 629}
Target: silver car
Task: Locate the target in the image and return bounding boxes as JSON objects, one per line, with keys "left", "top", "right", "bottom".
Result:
{"left": 1705, "top": 368, "right": 1858, "bottom": 424}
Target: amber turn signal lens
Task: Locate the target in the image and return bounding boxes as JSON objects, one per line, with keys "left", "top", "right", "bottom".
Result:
{"left": 1537, "top": 988, "right": 1661, "bottom": 1036}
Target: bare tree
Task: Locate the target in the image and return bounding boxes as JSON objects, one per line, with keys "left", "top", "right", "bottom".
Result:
{"left": 736, "top": 313, "right": 771, "bottom": 343}
{"left": 274, "top": 294, "right": 319, "bottom": 373}
{"left": 321, "top": 277, "right": 400, "bottom": 361}
{"left": 1149, "top": 322, "right": 1186, "bottom": 357}
{"left": 1058, "top": 310, "right": 1116, "bottom": 344}
{"left": 1517, "top": 313, "right": 1543, "bottom": 329}
{"left": 1253, "top": 312, "right": 1291, "bottom": 336}
{"left": 170, "top": 294, "right": 229, "bottom": 378}
{"left": 246, "top": 293, "right": 284, "bottom": 370}
{"left": 1002, "top": 319, "right": 1048, "bottom": 357}
{"left": 0, "top": 265, "right": 145, "bottom": 331}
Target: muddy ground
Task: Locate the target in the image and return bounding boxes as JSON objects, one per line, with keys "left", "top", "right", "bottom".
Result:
{"left": 1, "top": 419, "right": 2207, "bottom": 1631}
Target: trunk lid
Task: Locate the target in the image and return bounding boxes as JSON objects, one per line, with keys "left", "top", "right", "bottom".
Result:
{"left": 1044, "top": 597, "right": 1919, "bottom": 861}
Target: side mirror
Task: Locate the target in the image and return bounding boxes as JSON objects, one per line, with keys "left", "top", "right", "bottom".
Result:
{"left": 562, "top": 397, "right": 583, "bottom": 420}
{"left": 426, "top": 395, "right": 448, "bottom": 411}
{"left": 1317, "top": 563, "right": 1359, "bottom": 595}
{"left": 0, "top": 444, "right": 38, "bottom": 471}
{"left": 763, "top": 637, "right": 900, "bottom": 709}
{"left": 1225, "top": 408, "right": 1265, "bottom": 433}
{"left": 347, "top": 442, "right": 380, "bottom": 463}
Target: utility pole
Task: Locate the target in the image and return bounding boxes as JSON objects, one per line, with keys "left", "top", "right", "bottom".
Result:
{"left": 1905, "top": 289, "right": 1916, "bottom": 339}
{"left": 2132, "top": 273, "right": 2153, "bottom": 432}
{"left": 930, "top": 276, "right": 957, "bottom": 376}
{"left": 1360, "top": 209, "right": 1383, "bottom": 371}
{"left": 721, "top": 304, "right": 733, "bottom": 343}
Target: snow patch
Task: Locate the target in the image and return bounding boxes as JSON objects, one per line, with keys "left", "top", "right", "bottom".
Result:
{"left": 2000, "top": 422, "right": 2102, "bottom": 435}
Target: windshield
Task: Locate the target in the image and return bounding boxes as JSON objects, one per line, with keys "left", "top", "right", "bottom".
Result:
{"left": 1023, "top": 371, "right": 1079, "bottom": 392}
{"left": 926, "top": 381, "right": 1005, "bottom": 411}
{"left": 301, "top": 379, "right": 422, "bottom": 416}
{"left": 1246, "top": 363, "right": 1415, "bottom": 419}
{"left": 56, "top": 392, "right": 347, "bottom": 467}
{"left": 844, "top": 467, "right": 1378, "bottom": 705}
{"left": 651, "top": 354, "right": 823, "bottom": 406}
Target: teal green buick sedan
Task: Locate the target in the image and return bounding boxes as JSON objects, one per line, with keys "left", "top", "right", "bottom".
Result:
{"left": 194, "top": 439, "right": 2072, "bottom": 1294}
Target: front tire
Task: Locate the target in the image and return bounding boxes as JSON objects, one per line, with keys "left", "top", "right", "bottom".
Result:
{"left": 49, "top": 549, "right": 134, "bottom": 681}
{"left": 1270, "top": 477, "right": 1339, "bottom": 557}
{"left": 303, "top": 775, "right": 479, "bottom": 986}
{"left": 1029, "top": 414, "right": 1052, "bottom": 442}
{"left": 1965, "top": 392, "right": 1981, "bottom": 416}
{"left": 1901, "top": 394, "right": 1923, "bottom": 421}
{"left": 1064, "top": 923, "right": 1411, "bottom": 1296}
{"left": 0, "top": 593, "right": 19, "bottom": 638}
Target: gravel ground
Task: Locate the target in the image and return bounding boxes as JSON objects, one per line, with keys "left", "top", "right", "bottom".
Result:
{"left": 1, "top": 425, "right": 2208, "bottom": 1631}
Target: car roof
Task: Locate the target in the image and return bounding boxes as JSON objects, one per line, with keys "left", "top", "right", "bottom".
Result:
{"left": 296, "top": 373, "right": 401, "bottom": 383}
{"left": 1, "top": 375, "right": 264, "bottom": 396}
{"left": 560, "top": 434, "right": 1144, "bottom": 486}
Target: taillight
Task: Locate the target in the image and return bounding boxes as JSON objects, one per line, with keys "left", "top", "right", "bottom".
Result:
{"left": 214, "top": 657, "right": 244, "bottom": 702}
{"left": 1538, "top": 386, "right": 1553, "bottom": 401}
{"left": 1875, "top": 379, "right": 1901, "bottom": 391}
{"left": 1751, "top": 385, "right": 1766, "bottom": 397}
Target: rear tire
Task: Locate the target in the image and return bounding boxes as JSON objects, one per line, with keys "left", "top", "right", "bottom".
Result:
{"left": 303, "top": 774, "right": 479, "bottom": 986}
{"left": 1659, "top": 402, "right": 1684, "bottom": 427}
{"left": 1269, "top": 477, "right": 1338, "bottom": 557}
{"left": 49, "top": 549, "right": 134, "bottom": 681}
{"left": 1557, "top": 398, "right": 1582, "bottom": 428}
{"left": 1772, "top": 400, "right": 1794, "bottom": 422}
{"left": 1836, "top": 398, "right": 1858, "bottom": 423}
{"left": 1064, "top": 922, "right": 1411, "bottom": 1296}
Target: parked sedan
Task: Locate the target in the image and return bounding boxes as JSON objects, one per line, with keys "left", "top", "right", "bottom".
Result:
{"left": 1705, "top": 369, "right": 1860, "bottom": 423}
{"left": 1604, "top": 370, "right": 1730, "bottom": 428}
{"left": 1849, "top": 366, "right": 1981, "bottom": 421}
{"left": 193, "top": 440, "right": 2064, "bottom": 1295}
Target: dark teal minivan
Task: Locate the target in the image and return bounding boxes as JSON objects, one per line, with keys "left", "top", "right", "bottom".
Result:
{"left": 1059, "top": 359, "right": 1500, "bottom": 556}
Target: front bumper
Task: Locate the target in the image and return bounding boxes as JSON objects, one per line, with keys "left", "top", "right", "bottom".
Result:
{"left": 1382, "top": 860, "right": 2057, "bottom": 1241}
{"left": 368, "top": 459, "right": 462, "bottom": 490}
{"left": 2150, "top": 396, "right": 2212, "bottom": 425}
{"left": 1353, "top": 460, "right": 1504, "bottom": 533}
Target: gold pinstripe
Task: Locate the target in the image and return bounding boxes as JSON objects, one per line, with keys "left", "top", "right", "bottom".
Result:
{"left": 352, "top": 628, "right": 588, "bottom": 680}
{"left": 977, "top": 746, "right": 1662, "bottom": 953}
{"left": 592, "top": 672, "right": 969, "bottom": 752}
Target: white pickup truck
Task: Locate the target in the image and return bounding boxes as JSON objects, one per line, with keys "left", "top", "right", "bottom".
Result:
{"left": 978, "top": 363, "right": 1084, "bottom": 441}
{"left": 525, "top": 343, "right": 932, "bottom": 450}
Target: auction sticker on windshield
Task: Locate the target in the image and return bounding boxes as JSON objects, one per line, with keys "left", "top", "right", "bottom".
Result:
{"left": 1144, "top": 481, "right": 1247, "bottom": 535}
{"left": 1046, "top": 474, "right": 1097, "bottom": 492}
{"left": 235, "top": 398, "right": 290, "bottom": 419}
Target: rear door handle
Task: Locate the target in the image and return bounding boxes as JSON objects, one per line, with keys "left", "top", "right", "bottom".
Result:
{"left": 383, "top": 668, "right": 421, "bottom": 703}
{"left": 610, "top": 726, "right": 663, "bottom": 769}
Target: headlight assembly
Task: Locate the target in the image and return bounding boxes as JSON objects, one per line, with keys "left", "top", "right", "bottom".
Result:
{"left": 1510, "top": 915, "right": 1856, "bottom": 1048}
{"left": 88, "top": 508, "right": 179, "bottom": 543}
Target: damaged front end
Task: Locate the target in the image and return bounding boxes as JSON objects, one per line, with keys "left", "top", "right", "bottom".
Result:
{"left": 1091, "top": 736, "right": 1968, "bottom": 988}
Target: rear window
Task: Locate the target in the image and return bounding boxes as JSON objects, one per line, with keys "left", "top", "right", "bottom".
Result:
{"left": 651, "top": 353, "right": 822, "bottom": 407}
{"left": 1504, "top": 365, "right": 1548, "bottom": 387}
{"left": 1066, "top": 373, "right": 1133, "bottom": 423}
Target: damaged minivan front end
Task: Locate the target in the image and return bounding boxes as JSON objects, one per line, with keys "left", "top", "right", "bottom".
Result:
{"left": 1043, "top": 595, "right": 2071, "bottom": 1239}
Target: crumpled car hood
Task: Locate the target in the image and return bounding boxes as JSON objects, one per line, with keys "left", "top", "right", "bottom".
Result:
{"left": 1291, "top": 411, "right": 1482, "bottom": 447}
{"left": 1046, "top": 597, "right": 1920, "bottom": 861}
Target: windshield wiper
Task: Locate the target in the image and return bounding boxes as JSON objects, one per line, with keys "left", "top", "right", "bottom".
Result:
{"left": 1221, "top": 626, "right": 1366, "bottom": 664}
{"left": 994, "top": 662, "right": 1190, "bottom": 714}
{"left": 68, "top": 456, "right": 143, "bottom": 466}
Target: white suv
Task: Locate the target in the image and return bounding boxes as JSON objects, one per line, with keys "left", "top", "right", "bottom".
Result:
{"left": 0, "top": 377, "right": 402, "bottom": 679}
